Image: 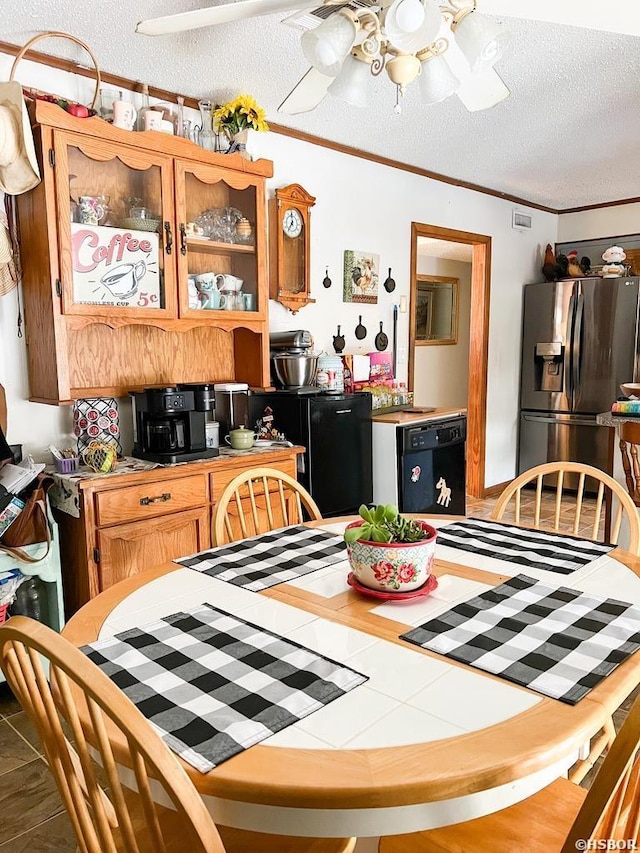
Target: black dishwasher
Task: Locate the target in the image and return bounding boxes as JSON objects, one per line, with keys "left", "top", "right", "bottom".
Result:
{"left": 398, "top": 416, "right": 466, "bottom": 515}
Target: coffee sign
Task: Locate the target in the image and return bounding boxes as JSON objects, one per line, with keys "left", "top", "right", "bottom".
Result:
{"left": 71, "top": 224, "right": 161, "bottom": 308}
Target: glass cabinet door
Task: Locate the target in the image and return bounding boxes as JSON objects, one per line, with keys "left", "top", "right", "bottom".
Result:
{"left": 175, "top": 161, "right": 266, "bottom": 319}
{"left": 54, "top": 132, "right": 177, "bottom": 318}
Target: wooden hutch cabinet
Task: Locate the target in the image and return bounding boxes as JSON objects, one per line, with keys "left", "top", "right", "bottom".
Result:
{"left": 16, "top": 101, "right": 273, "bottom": 404}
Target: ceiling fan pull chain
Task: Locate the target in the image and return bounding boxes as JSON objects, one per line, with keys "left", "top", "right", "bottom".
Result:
{"left": 393, "top": 84, "right": 403, "bottom": 115}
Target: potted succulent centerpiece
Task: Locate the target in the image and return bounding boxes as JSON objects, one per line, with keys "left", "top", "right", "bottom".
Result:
{"left": 344, "top": 505, "right": 437, "bottom": 592}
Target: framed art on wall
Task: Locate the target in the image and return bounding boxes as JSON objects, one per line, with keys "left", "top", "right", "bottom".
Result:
{"left": 343, "top": 249, "right": 380, "bottom": 304}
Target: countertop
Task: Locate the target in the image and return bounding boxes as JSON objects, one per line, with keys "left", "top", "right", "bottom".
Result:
{"left": 371, "top": 406, "right": 467, "bottom": 425}
{"left": 596, "top": 412, "right": 640, "bottom": 427}
{"left": 51, "top": 444, "right": 305, "bottom": 493}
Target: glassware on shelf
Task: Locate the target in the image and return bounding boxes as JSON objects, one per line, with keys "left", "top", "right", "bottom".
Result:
{"left": 176, "top": 96, "right": 186, "bottom": 137}
{"left": 198, "top": 100, "right": 216, "bottom": 152}
{"left": 137, "top": 83, "right": 151, "bottom": 131}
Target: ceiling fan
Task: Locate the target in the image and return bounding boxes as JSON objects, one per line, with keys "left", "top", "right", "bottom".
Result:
{"left": 136, "top": 0, "right": 640, "bottom": 115}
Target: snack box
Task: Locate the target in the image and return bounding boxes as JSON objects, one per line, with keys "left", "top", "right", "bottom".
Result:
{"left": 368, "top": 351, "right": 393, "bottom": 380}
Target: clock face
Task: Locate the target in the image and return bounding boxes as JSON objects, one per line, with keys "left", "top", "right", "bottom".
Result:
{"left": 282, "top": 207, "right": 303, "bottom": 239}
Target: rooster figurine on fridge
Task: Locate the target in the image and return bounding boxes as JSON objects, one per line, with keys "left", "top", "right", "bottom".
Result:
{"left": 542, "top": 244, "right": 566, "bottom": 282}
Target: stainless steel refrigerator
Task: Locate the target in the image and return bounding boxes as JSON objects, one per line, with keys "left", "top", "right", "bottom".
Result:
{"left": 518, "top": 276, "right": 639, "bottom": 485}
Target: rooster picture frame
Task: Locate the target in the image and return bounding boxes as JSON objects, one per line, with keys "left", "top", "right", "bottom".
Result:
{"left": 343, "top": 249, "right": 380, "bottom": 305}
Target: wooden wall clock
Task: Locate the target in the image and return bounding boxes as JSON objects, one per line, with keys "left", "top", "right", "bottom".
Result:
{"left": 269, "top": 183, "right": 316, "bottom": 313}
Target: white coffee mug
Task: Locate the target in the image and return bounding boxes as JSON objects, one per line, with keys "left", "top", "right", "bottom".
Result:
{"left": 113, "top": 100, "right": 137, "bottom": 131}
{"left": 143, "top": 110, "right": 164, "bottom": 131}
{"left": 215, "top": 274, "right": 243, "bottom": 292}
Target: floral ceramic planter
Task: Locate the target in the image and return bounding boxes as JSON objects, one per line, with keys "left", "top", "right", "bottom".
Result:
{"left": 345, "top": 520, "right": 437, "bottom": 592}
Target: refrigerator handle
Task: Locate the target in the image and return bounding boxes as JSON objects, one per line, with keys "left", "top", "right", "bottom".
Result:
{"left": 522, "top": 414, "right": 598, "bottom": 427}
{"left": 572, "top": 291, "right": 584, "bottom": 406}
{"left": 565, "top": 291, "right": 576, "bottom": 405}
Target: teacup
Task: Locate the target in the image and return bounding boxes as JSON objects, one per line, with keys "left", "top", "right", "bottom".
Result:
{"left": 225, "top": 427, "right": 255, "bottom": 450}
{"left": 215, "top": 273, "right": 243, "bottom": 292}
{"left": 78, "top": 195, "right": 109, "bottom": 225}
{"left": 194, "top": 274, "right": 225, "bottom": 309}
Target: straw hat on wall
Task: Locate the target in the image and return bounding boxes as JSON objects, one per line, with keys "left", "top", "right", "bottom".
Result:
{"left": 0, "top": 81, "right": 40, "bottom": 196}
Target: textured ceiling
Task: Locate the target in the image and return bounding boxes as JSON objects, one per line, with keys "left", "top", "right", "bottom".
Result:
{"left": 418, "top": 238, "right": 473, "bottom": 262}
{"left": 5, "top": 2, "right": 640, "bottom": 209}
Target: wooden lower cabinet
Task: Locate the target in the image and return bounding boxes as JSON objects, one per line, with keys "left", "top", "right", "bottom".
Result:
{"left": 53, "top": 448, "right": 302, "bottom": 617}
{"left": 97, "top": 508, "right": 209, "bottom": 591}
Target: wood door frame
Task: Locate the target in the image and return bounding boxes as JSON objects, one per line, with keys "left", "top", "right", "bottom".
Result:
{"left": 409, "top": 223, "right": 491, "bottom": 498}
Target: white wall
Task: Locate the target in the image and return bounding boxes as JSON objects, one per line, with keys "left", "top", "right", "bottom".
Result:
{"left": 413, "top": 257, "right": 471, "bottom": 409}
{"left": 0, "top": 52, "right": 558, "bottom": 487}
{"left": 558, "top": 202, "right": 640, "bottom": 243}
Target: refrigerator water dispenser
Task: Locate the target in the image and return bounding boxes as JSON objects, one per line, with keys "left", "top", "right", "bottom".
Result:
{"left": 534, "top": 342, "right": 564, "bottom": 392}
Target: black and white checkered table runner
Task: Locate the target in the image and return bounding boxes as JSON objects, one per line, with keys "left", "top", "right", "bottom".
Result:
{"left": 83, "top": 603, "right": 367, "bottom": 772}
{"left": 177, "top": 525, "right": 347, "bottom": 591}
{"left": 400, "top": 574, "right": 640, "bottom": 704}
{"left": 437, "top": 517, "right": 613, "bottom": 575}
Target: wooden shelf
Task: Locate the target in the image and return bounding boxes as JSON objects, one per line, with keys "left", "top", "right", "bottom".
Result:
{"left": 187, "top": 237, "right": 255, "bottom": 254}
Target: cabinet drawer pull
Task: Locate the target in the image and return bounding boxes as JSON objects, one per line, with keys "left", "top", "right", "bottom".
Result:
{"left": 164, "top": 222, "right": 173, "bottom": 255}
{"left": 140, "top": 492, "right": 172, "bottom": 506}
{"left": 179, "top": 222, "right": 187, "bottom": 256}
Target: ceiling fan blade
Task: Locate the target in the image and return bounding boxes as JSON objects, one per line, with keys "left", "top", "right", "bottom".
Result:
{"left": 479, "top": 0, "right": 640, "bottom": 37}
{"left": 137, "top": 0, "right": 320, "bottom": 36}
{"left": 278, "top": 67, "right": 333, "bottom": 114}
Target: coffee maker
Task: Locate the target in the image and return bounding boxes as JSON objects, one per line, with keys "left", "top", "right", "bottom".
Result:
{"left": 130, "top": 386, "right": 219, "bottom": 463}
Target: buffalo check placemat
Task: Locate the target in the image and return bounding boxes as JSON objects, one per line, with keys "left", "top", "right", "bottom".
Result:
{"left": 400, "top": 574, "right": 640, "bottom": 704}
{"left": 83, "top": 603, "right": 367, "bottom": 773}
{"left": 176, "top": 525, "right": 347, "bottom": 591}
{"left": 436, "top": 517, "right": 613, "bottom": 575}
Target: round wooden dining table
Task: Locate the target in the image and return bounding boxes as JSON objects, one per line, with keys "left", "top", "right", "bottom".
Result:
{"left": 62, "top": 516, "right": 640, "bottom": 840}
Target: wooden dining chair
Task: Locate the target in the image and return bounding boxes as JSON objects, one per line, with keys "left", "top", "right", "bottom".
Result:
{"left": 491, "top": 461, "right": 640, "bottom": 554}
{"left": 212, "top": 466, "right": 322, "bottom": 545}
{"left": 0, "top": 617, "right": 356, "bottom": 853}
{"left": 380, "top": 689, "right": 640, "bottom": 853}
{"left": 490, "top": 461, "right": 640, "bottom": 783}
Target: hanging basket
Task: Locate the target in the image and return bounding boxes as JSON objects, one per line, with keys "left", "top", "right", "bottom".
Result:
{"left": 9, "top": 31, "right": 101, "bottom": 115}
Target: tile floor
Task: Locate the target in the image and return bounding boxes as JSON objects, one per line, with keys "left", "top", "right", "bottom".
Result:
{"left": 0, "top": 489, "right": 637, "bottom": 849}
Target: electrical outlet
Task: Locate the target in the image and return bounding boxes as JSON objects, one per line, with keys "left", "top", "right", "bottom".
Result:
{"left": 397, "top": 346, "right": 408, "bottom": 364}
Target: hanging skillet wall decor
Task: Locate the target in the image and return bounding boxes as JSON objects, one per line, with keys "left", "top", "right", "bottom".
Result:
{"left": 383, "top": 268, "right": 396, "bottom": 293}
{"left": 333, "top": 325, "right": 345, "bottom": 353}
{"left": 375, "top": 322, "right": 388, "bottom": 351}
{"left": 355, "top": 315, "right": 367, "bottom": 340}
{"left": 323, "top": 267, "right": 332, "bottom": 288}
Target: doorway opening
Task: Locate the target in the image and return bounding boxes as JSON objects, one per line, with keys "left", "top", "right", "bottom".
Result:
{"left": 410, "top": 223, "right": 491, "bottom": 499}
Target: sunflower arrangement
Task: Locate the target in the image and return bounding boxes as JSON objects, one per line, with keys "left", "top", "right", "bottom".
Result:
{"left": 213, "top": 94, "right": 269, "bottom": 137}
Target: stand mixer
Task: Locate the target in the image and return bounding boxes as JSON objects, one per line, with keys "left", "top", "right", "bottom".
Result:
{"left": 269, "top": 330, "right": 318, "bottom": 391}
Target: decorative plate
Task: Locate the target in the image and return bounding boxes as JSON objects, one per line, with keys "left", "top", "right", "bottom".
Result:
{"left": 347, "top": 572, "right": 438, "bottom": 600}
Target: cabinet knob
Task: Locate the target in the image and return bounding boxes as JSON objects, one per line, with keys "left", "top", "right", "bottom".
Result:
{"left": 164, "top": 222, "right": 173, "bottom": 255}
{"left": 140, "top": 492, "right": 172, "bottom": 506}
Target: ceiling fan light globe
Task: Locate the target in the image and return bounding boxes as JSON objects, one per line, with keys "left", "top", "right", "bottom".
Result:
{"left": 393, "top": 0, "right": 425, "bottom": 34}
{"left": 456, "top": 67, "right": 510, "bottom": 111}
{"left": 384, "top": 0, "right": 442, "bottom": 53}
{"left": 301, "top": 13, "right": 358, "bottom": 76}
{"left": 327, "top": 55, "right": 370, "bottom": 108}
{"left": 454, "top": 12, "right": 510, "bottom": 72}
{"left": 419, "top": 55, "right": 460, "bottom": 105}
